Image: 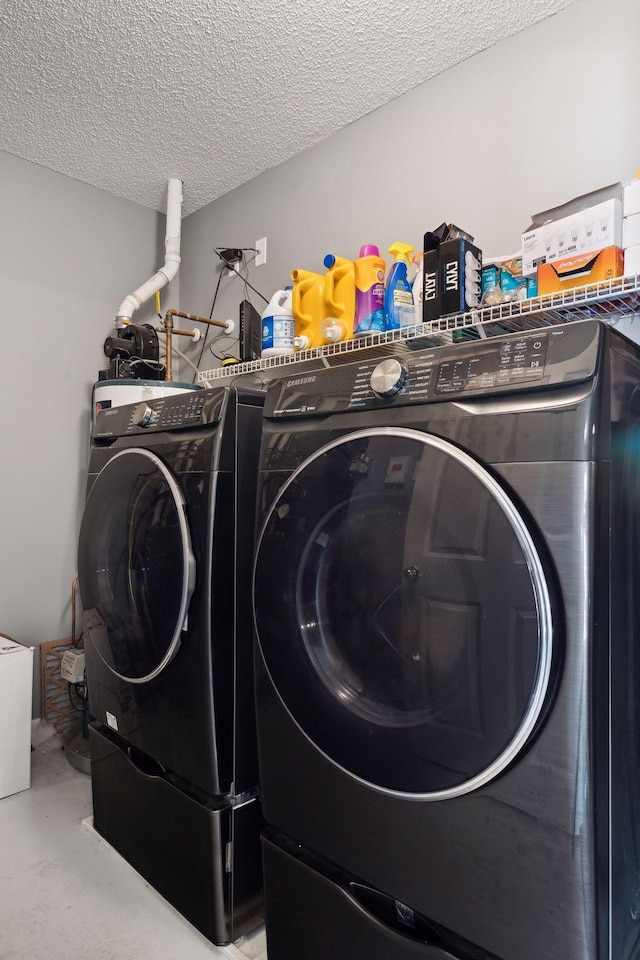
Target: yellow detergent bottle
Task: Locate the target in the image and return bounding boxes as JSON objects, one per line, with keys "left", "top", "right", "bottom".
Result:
{"left": 291, "top": 269, "right": 327, "bottom": 350}
{"left": 321, "top": 253, "right": 355, "bottom": 343}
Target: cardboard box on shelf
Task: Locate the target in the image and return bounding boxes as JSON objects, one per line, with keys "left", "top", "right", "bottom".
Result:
{"left": 623, "top": 213, "right": 640, "bottom": 250}
{"left": 624, "top": 174, "right": 640, "bottom": 218}
{"left": 521, "top": 184, "right": 623, "bottom": 277}
{"left": 537, "top": 246, "right": 624, "bottom": 295}
{"left": 422, "top": 240, "right": 483, "bottom": 321}
{"left": 500, "top": 268, "right": 537, "bottom": 301}
{"left": 481, "top": 260, "right": 537, "bottom": 305}
{"left": 440, "top": 239, "right": 482, "bottom": 316}
{"left": 481, "top": 264, "right": 501, "bottom": 301}
{"left": 422, "top": 247, "right": 441, "bottom": 322}
{"left": 421, "top": 227, "right": 480, "bottom": 322}
{"left": 624, "top": 245, "right": 640, "bottom": 277}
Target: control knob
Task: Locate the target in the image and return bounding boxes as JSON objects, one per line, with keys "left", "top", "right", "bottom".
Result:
{"left": 369, "top": 358, "right": 409, "bottom": 398}
{"left": 131, "top": 402, "right": 156, "bottom": 427}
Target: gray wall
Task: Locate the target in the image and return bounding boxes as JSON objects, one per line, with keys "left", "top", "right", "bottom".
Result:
{"left": 3, "top": 0, "right": 639, "bottom": 714}
{"left": 179, "top": 0, "right": 640, "bottom": 373}
{"left": 0, "top": 150, "right": 166, "bottom": 715}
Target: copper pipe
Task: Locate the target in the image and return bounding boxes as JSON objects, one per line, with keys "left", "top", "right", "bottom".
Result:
{"left": 170, "top": 327, "right": 199, "bottom": 338}
{"left": 162, "top": 309, "right": 230, "bottom": 382}
{"left": 164, "top": 314, "right": 174, "bottom": 381}
{"left": 165, "top": 308, "right": 228, "bottom": 330}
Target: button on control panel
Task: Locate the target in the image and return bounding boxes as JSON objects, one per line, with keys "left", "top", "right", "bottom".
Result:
{"left": 369, "top": 358, "right": 409, "bottom": 398}
{"left": 131, "top": 402, "right": 156, "bottom": 427}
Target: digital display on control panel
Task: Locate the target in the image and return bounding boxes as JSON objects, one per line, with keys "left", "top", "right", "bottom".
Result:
{"left": 435, "top": 333, "right": 548, "bottom": 395}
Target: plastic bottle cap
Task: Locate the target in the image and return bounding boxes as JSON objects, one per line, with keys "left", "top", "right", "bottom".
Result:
{"left": 388, "top": 241, "right": 414, "bottom": 263}
{"left": 359, "top": 245, "right": 380, "bottom": 257}
{"left": 323, "top": 254, "right": 337, "bottom": 268}
{"left": 321, "top": 319, "right": 341, "bottom": 342}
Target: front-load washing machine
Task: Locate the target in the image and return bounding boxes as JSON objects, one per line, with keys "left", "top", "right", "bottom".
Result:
{"left": 252, "top": 319, "right": 640, "bottom": 960}
{"left": 78, "top": 383, "right": 265, "bottom": 945}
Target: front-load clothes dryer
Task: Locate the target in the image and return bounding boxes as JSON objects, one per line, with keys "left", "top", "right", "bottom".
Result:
{"left": 252, "top": 320, "right": 640, "bottom": 960}
{"left": 78, "top": 383, "right": 265, "bottom": 945}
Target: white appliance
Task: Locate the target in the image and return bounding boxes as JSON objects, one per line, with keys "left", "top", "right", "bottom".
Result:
{"left": 0, "top": 639, "right": 34, "bottom": 799}
{"left": 92, "top": 379, "right": 201, "bottom": 423}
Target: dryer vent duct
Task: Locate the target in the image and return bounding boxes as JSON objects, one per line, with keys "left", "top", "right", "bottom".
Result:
{"left": 115, "top": 178, "right": 183, "bottom": 329}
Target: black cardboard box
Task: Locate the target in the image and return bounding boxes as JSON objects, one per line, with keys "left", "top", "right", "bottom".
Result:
{"left": 422, "top": 238, "right": 483, "bottom": 321}
{"left": 440, "top": 238, "right": 482, "bottom": 316}
{"left": 422, "top": 247, "right": 441, "bottom": 322}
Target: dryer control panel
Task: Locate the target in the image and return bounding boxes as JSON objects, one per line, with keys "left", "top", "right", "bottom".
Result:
{"left": 266, "top": 320, "right": 602, "bottom": 419}
{"left": 93, "top": 389, "right": 220, "bottom": 439}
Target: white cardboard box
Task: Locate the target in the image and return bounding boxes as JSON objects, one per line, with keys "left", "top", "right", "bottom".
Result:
{"left": 623, "top": 213, "right": 640, "bottom": 250}
{"left": 624, "top": 176, "right": 640, "bottom": 218}
{"left": 625, "top": 244, "right": 640, "bottom": 276}
{"left": 0, "top": 639, "right": 34, "bottom": 799}
{"left": 521, "top": 184, "right": 623, "bottom": 277}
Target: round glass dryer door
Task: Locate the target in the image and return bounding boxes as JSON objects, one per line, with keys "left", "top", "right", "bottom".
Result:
{"left": 78, "top": 448, "right": 195, "bottom": 683}
{"left": 253, "top": 428, "right": 556, "bottom": 799}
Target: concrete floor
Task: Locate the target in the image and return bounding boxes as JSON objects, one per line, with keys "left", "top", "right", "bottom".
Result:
{"left": 0, "top": 724, "right": 266, "bottom": 960}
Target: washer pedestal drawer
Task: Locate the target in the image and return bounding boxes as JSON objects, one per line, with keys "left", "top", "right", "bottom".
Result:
{"left": 89, "top": 722, "right": 263, "bottom": 945}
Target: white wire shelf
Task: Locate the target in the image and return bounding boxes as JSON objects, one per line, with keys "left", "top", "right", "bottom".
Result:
{"left": 197, "top": 273, "right": 640, "bottom": 383}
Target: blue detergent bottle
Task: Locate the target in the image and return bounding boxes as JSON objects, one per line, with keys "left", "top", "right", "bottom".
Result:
{"left": 384, "top": 241, "right": 414, "bottom": 330}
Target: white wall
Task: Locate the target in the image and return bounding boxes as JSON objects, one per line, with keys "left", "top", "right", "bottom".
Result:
{"left": 178, "top": 0, "right": 640, "bottom": 373}
{"left": 0, "top": 150, "right": 167, "bottom": 715}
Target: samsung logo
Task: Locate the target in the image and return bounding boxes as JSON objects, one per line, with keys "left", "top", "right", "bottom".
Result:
{"left": 285, "top": 375, "right": 317, "bottom": 387}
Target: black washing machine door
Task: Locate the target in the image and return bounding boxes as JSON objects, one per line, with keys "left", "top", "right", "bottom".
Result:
{"left": 78, "top": 448, "right": 195, "bottom": 683}
{"left": 253, "top": 427, "right": 557, "bottom": 799}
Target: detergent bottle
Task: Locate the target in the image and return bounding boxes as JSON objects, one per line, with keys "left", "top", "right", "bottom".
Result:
{"left": 411, "top": 252, "right": 424, "bottom": 326}
{"left": 353, "top": 245, "right": 386, "bottom": 336}
{"left": 261, "top": 287, "right": 295, "bottom": 358}
{"left": 384, "top": 241, "right": 414, "bottom": 330}
{"left": 291, "top": 269, "right": 327, "bottom": 350}
{"left": 321, "top": 253, "right": 355, "bottom": 343}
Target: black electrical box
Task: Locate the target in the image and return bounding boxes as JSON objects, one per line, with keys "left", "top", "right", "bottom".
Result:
{"left": 239, "top": 300, "right": 262, "bottom": 361}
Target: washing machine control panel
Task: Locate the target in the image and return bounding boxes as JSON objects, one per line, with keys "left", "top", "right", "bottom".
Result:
{"left": 94, "top": 390, "right": 220, "bottom": 438}
{"left": 267, "top": 320, "right": 602, "bottom": 418}
{"left": 434, "top": 333, "right": 548, "bottom": 396}
{"left": 356, "top": 333, "right": 549, "bottom": 408}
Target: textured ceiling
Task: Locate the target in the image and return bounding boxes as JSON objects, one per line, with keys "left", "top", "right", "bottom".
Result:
{"left": 0, "top": 0, "right": 576, "bottom": 215}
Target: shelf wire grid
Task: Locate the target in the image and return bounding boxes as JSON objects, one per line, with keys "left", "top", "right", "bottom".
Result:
{"left": 197, "top": 274, "right": 640, "bottom": 383}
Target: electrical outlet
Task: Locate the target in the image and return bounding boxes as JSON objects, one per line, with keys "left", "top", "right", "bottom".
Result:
{"left": 255, "top": 237, "right": 267, "bottom": 267}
